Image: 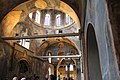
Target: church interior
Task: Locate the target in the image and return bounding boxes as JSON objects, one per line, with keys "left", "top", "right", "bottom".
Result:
{"left": 0, "top": 0, "right": 120, "bottom": 80}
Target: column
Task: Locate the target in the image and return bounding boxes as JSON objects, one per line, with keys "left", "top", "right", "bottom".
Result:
{"left": 67, "top": 64, "right": 70, "bottom": 79}
{"left": 51, "top": 10, "right": 56, "bottom": 26}
{"left": 40, "top": 10, "right": 46, "bottom": 27}
{"left": 76, "top": 59, "right": 81, "bottom": 80}
{"left": 32, "top": 12, "right": 36, "bottom": 21}
{"left": 66, "top": 62, "right": 70, "bottom": 80}
{"left": 60, "top": 12, "right": 65, "bottom": 26}
{"left": 53, "top": 63, "right": 57, "bottom": 80}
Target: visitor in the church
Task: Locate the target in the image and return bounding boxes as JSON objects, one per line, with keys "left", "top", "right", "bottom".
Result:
{"left": 12, "top": 75, "right": 18, "bottom": 80}
{"left": 18, "top": 75, "right": 26, "bottom": 80}
{"left": 58, "top": 75, "right": 60, "bottom": 80}
{"left": 50, "top": 74, "right": 56, "bottom": 80}
{"left": 20, "top": 77, "right": 26, "bottom": 80}
{"left": 34, "top": 76, "right": 39, "bottom": 80}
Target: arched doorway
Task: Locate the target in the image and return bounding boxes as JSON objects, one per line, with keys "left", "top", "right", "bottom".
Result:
{"left": 18, "top": 60, "right": 29, "bottom": 74}
{"left": 57, "top": 58, "right": 77, "bottom": 80}
{"left": 87, "top": 24, "right": 102, "bottom": 80}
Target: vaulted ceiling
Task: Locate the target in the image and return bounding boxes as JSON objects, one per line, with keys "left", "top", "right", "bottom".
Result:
{"left": 0, "top": 0, "right": 86, "bottom": 24}
{"left": 0, "top": 0, "right": 86, "bottom": 37}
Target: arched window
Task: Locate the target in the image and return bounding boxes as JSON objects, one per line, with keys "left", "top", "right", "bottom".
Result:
{"left": 70, "top": 64, "right": 74, "bottom": 71}
{"left": 66, "top": 14, "right": 71, "bottom": 25}
{"left": 65, "top": 65, "right": 68, "bottom": 71}
{"left": 48, "top": 52, "right": 51, "bottom": 63}
{"left": 48, "top": 52, "right": 52, "bottom": 75}
{"left": 35, "top": 10, "right": 41, "bottom": 24}
{"left": 19, "top": 29, "right": 30, "bottom": 49}
{"left": 44, "top": 14, "right": 50, "bottom": 26}
{"left": 18, "top": 60, "right": 29, "bottom": 73}
{"left": 19, "top": 34, "right": 30, "bottom": 49}
{"left": 48, "top": 67, "right": 51, "bottom": 75}
{"left": 29, "top": 11, "right": 41, "bottom": 24}
{"left": 56, "top": 14, "right": 61, "bottom": 26}
{"left": 29, "top": 13, "right": 33, "bottom": 19}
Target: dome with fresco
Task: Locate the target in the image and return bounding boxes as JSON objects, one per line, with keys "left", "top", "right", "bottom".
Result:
{"left": 28, "top": 9, "right": 78, "bottom": 33}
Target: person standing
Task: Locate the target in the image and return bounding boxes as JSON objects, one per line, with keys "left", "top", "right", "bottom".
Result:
{"left": 58, "top": 75, "right": 60, "bottom": 80}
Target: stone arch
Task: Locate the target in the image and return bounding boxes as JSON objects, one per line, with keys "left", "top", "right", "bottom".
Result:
{"left": 87, "top": 23, "right": 102, "bottom": 80}
{"left": 57, "top": 58, "right": 76, "bottom": 70}
{"left": 17, "top": 60, "right": 30, "bottom": 74}
{"left": 38, "top": 38, "right": 80, "bottom": 56}
{"left": 44, "top": 41, "right": 79, "bottom": 56}
{"left": 57, "top": 58, "right": 76, "bottom": 80}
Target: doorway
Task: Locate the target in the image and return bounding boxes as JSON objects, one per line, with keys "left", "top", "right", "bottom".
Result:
{"left": 87, "top": 24, "right": 102, "bottom": 80}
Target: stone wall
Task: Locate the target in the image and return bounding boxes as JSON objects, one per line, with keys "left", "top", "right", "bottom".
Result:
{"left": 0, "top": 40, "right": 48, "bottom": 80}
{"left": 83, "top": 0, "right": 120, "bottom": 80}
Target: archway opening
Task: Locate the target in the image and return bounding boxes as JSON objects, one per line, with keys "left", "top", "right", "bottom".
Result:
{"left": 87, "top": 24, "right": 102, "bottom": 80}
{"left": 18, "top": 60, "right": 29, "bottom": 74}
{"left": 58, "top": 58, "right": 76, "bottom": 80}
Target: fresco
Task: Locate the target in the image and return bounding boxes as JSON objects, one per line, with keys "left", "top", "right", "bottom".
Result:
{"left": 45, "top": 42, "right": 78, "bottom": 56}
{"left": 0, "top": 0, "right": 27, "bottom": 22}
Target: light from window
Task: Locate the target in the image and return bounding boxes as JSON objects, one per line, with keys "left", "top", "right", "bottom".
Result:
{"left": 48, "top": 67, "right": 51, "bottom": 75}
{"left": 19, "top": 34, "right": 30, "bottom": 49}
{"left": 70, "top": 64, "right": 74, "bottom": 71}
{"left": 35, "top": 10, "right": 41, "bottom": 24}
{"left": 65, "top": 65, "right": 68, "bottom": 71}
{"left": 56, "top": 14, "right": 61, "bottom": 26}
{"left": 44, "top": 14, "right": 50, "bottom": 26}
{"left": 66, "top": 14, "right": 71, "bottom": 25}
{"left": 29, "top": 13, "right": 33, "bottom": 19}
{"left": 48, "top": 53, "right": 51, "bottom": 63}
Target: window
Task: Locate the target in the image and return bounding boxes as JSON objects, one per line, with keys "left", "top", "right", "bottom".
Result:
{"left": 70, "top": 64, "right": 74, "bottom": 71}
{"left": 56, "top": 14, "right": 61, "bottom": 26}
{"left": 65, "top": 65, "right": 68, "bottom": 71}
{"left": 29, "top": 11, "right": 41, "bottom": 24}
{"left": 48, "top": 52, "right": 51, "bottom": 63}
{"left": 44, "top": 14, "right": 50, "bottom": 26}
{"left": 19, "top": 60, "right": 29, "bottom": 73}
{"left": 19, "top": 34, "right": 30, "bottom": 49}
{"left": 66, "top": 14, "right": 71, "bottom": 24}
{"left": 65, "top": 64, "right": 74, "bottom": 71}
{"left": 48, "top": 52, "right": 52, "bottom": 75}
{"left": 35, "top": 10, "right": 41, "bottom": 24}
{"left": 29, "top": 13, "right": 33, "bottom": 19}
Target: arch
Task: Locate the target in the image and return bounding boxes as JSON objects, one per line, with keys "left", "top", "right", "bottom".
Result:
{"left": 56, "top": 14, "right": 61, "bottom": 26}
{"left": 17, "top": 60, "right": 30, "bottom": 73}
{"left": 37, "top": 38, "right": 81, "bottom": 56}
{"left": 1, "top": 0, "right": 80, "bottom": 36}
{"left": 44, "top": 14, "right": 50, "bottom": 26}
{"left": 57, "top": 58, "right": 76, "bottom": 80}
{"left": 35, "top": 10, "right": 41, "bottom": 24}
{"left": 87, "top": 24, "right": 102, "bottom": 80}
{"left": 44, "top": 41, "right": 79, "bottom": 56}
{"left": 57, "top": 58, "right": 76, "bottom": 70}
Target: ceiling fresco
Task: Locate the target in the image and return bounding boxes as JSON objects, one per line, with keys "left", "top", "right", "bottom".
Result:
{"left": 1, "top": 0, "right": 80, "bottom": 37}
